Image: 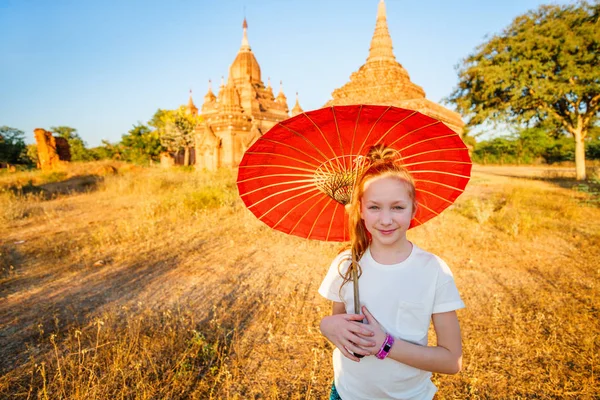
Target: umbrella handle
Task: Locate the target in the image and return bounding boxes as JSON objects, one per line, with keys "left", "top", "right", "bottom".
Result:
{"left": 351, "top": 257, "right": 365, "bottom": 359}
{"left": 351, "top": 260, "right": 361, "bottom": 316}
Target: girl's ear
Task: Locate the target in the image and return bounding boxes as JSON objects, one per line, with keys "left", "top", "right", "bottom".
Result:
{"left": 411, "top": 201, "right": 418, "bottom": 219}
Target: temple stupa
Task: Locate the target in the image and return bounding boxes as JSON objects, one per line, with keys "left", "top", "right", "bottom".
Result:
{"left": 325, "top": 0, "right": 464, "bottom": 134}
{"left": 194, "top": 18, "right": 302, "bottom": 169}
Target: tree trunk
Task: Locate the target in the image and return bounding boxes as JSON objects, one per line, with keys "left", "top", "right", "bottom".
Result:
{"left": 574, "top": 128, "right": 586, "bottom": 181}
{"left": 184, "top": 147, "right": 190, "bottom": 166}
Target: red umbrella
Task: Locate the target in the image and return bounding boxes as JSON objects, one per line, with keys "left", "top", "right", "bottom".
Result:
{"left": 237, "top": 105, "right": 471, "bottom": 242}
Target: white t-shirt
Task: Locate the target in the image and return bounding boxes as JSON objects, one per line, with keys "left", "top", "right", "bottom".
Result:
{"left": 318, "top": 244, "right": 465, "bottom": 400}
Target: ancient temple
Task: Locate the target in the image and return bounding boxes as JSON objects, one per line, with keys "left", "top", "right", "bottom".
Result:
{"left": 325, "top": 0, "right": 464, "bottom": 134}
{"left": 194, "top": 19, "right": 302, "bottom": 169}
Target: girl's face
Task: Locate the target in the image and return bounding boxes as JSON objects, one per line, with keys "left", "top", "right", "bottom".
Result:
{"left": 359, "top": 175, "right": 416, "bottom": 248}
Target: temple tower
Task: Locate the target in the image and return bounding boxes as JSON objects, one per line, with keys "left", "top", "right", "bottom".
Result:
{"left": 195, "top": 18, "right": 302, "bottom": 169}
{"left": 325, "top": 0, "right": 464, "bottom": 134}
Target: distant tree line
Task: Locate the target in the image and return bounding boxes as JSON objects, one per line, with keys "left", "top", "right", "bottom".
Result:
{"left": 468, "top": 125, "right": 600, "bottom": 165}
{"left": 0, "top": 106, "right": 201, "bottom": 168}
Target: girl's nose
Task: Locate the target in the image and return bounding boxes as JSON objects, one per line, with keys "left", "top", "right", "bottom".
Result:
{"left": 380, "top": 210, "right": 392, "bottom": 225}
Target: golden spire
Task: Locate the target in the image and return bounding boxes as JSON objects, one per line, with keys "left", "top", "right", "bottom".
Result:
{"left": 291, "top": 92, "right": 304, "bottom": 116}
{"left": 187, "top": 89, "right": 198, "bottom": 115}
{"left": 276, "top": 80, "right": 287, "bottom": 102}
{"left": 276, "top": 80, "right": 289, "bottom": 113}
{"left": 204, "top": 80, "right": 216, "bottom": 103}
{"left": 367, "top": 0, "right": 396, "bottom": 63}
{"left": 240, "top": 17, "right": 251, "bottom": 51}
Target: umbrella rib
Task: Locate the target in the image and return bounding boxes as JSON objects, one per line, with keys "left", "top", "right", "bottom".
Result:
{"left": 244, "top": 151, "right": 320, "bottom": 169}
{"left": 304, "top": 111, "right": 344, "bottom": 169}
{"left": 402, "top": 147, "right": 469, "bottom": 161}
{"left": 349, "top": 105, "right": 363, "bottom": 156}
{"left": 410, "top": 170, "right": 471, "bottom": 179}
{"left": 416, "top": 202, "right": 440, "bottom": 216}
{"left": 325, "top": 202, "right": 339, "bottom": 241}
{"left": 415, "top": 188, "right": 454, "bottom": 204}
{"left": 257, "top": 137, "right": 324, "bottom": 165}
{"left": 403, "top": 160, "right": 472, "bottom": 168}
{"left": 237, "top": 172, "right": 314, "bottom": 184}
{"left": 414, "top": 179, "right": 466, "bottom": 192}
{"left": 246, "top": 185, "right": 320, "bottom": 210}
{"left": 289, "top": 195, "right": 330, "bottom": 237}
{"left": 271, "top": 191, "right": 324, "bottom": 229}
{"left": 278, "top": 121, "right": 332, "bottom": 162}
{"left": 396, "top": 133, "right": 460, "bottom": 153}
{"left": 307, "top": 197, "right": 336, "bottom": 239}
{"left": 413, "top": 216, "right": 424, "bottom": 225}
{"left": 239, "top": 164, "right": 316, "bottom": 174}
{"left": 372, "top": 111, "right": 420, "bottom": 150}
{"left": 331, "top": 107, "right": 347, "bottom": 170}
{"left": 385, "top": 121, "right": 440, "bottom": 149}
{"left": 356, "top": 106, "right": 393, "bottom": 156}
{"left": 260, "top": 188, "right": 324, "bottom": 222}
{"left": 242, "top": 181, "right": 319, "bottom": 200}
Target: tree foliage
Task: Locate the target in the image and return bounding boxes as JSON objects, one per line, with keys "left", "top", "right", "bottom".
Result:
{"left": 0, "top": 126, "right": 27, "bottom": 164}
{"left": 448, "top": 1, "right": 600, "bottom": 179}
{"left": 89, "top": 140, "right": 122, "bottom": 161}
{"left": 51, "top": 126, "right": 95, "bottom": 162}
{"left": 155, "top": 106, "right": 202, "bottom": 166}
{"left": 468, "top": 127, "right": 600, "bottom": 165}
{"left": 120, "top": 124, "right": 163, "bottom": 164}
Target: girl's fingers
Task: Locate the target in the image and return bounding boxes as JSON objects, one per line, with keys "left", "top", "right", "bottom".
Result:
{"left": 349, "top": 321, "right": 375, "bottom": 337}
{"left": 344, "top": 332, "right": 375, "bottom": 350}
{"left": 343, "top": 340, "right": 371, "bottom": 357}
{"left": 339, "top": 344, "right": 360, "bottom": 362}
{"left": 362, "top": 306, "right": 378, "bottom": 325}
{"left": 344, "top": 313, "right": 365, "bottom": 322}
{"left": 346, "top": 328, "right": 376, "bottom": 346}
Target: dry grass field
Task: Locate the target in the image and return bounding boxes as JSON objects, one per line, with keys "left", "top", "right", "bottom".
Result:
{"left": 0, "top": 162, "right": 598, "bottom": 399}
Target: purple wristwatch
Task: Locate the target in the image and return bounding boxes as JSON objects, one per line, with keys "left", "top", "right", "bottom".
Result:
{"left": 375, "top": 333, "right": 395, "bottom": 360}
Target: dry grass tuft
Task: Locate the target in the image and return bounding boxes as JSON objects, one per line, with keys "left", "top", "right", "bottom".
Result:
{"left": 0, "top": 164, "right": 598, "bottom": 399}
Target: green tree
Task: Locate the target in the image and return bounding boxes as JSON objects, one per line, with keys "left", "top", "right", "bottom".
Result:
{"left": 0, "top": 126, "right": 27, "bottom": 164}
{"left": 474, "top": 137, "right": 518, "bottom": 164}
{"left": 51, "top": 126, "right": 95, "bottom": 161}
{"left": 156, "top": 106, "right": 202, "bottom": 166}
{"left": 511, "top": 127, "right": 553, "bottom": 163}
{"left": 448, "top": 2, "right": 600, "bottom": 180}
{"left": 148, "top": 109, "right": 170, "bottom": 131}
{"left": 120, "top": 124, "right": 163, "bottom": 164}
{"left": 89, "top": 140, "right": 122, "bottom": 161}
{"left": 26, "top": 144, "right": 39, "bottom": 167}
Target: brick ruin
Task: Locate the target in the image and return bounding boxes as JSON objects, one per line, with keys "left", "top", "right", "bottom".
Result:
{"left": 33, "top": 128, "right": 71, "bottom": 170}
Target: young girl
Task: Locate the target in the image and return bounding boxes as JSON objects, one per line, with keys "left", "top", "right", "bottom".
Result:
{"left": 319, "top": 145, "right": 464, "bottom": 400}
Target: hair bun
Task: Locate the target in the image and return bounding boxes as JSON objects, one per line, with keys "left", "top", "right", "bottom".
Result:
{"left": 366, "top": 144, "right": 398, "bottom": 164}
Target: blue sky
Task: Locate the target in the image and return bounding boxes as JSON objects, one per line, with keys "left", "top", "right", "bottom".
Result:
{"left": 1, "top": 0, "right": 574, "bottom": 146}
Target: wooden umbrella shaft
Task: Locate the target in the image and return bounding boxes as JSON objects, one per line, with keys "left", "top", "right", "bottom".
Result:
{"left": 351, "top": 252, "right": 365, "bottom": 359}
{"left": 351, "top": 253, "right": 360, "bottom": 315}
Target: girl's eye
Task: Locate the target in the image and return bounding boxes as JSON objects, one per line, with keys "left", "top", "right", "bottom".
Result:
{"left": 368, "top": 206, "right": 379, "bottom": 210}
{"left": 393, "top": 206, "right": 405, "bottom": 210}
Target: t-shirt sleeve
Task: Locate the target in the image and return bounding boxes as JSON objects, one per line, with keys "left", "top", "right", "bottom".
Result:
{"left": 432, "top": 256, "right": 465, "bottom": 314}
{"left": 318, "top": 251, "right": 351, "bottom": 302}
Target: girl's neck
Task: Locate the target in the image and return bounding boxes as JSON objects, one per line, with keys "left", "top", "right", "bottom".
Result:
{"left": 369, "top": 239, "right": 413, "bottom": 265}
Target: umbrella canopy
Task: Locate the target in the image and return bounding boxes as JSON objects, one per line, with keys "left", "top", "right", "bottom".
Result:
{"left": 237, "top": 105, "right": 471, "bottom": 242}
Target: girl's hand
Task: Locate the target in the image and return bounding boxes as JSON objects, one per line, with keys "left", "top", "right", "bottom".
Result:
{"left": 320, "top": 313, "right": 376, "bottom": 362}
{"left": 360, "top": 306, "right": 388, "bottom": 354}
